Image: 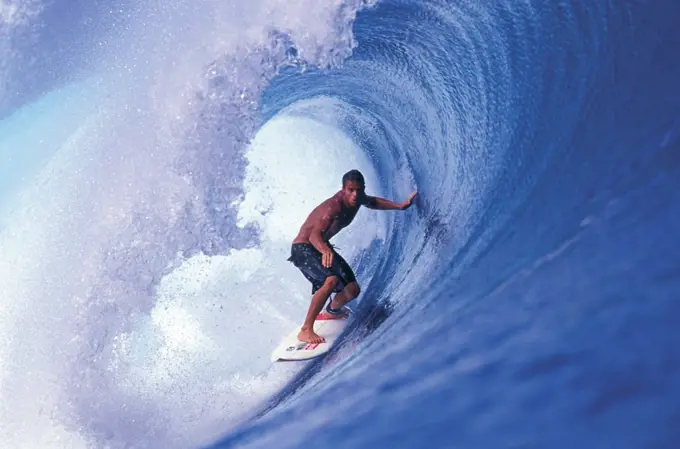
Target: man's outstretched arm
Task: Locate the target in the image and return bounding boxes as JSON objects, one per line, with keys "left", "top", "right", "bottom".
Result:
{"left": 363, "top": 191, "right": 417, "bottom": 210}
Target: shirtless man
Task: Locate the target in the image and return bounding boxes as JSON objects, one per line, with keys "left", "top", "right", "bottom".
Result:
{"left": 287, "top": 169, "right": 417, "bottom": 343}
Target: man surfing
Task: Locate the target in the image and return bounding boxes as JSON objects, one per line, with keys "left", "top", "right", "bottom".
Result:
{"left": 287, "top": 169, "right": 417, "bottom": 343}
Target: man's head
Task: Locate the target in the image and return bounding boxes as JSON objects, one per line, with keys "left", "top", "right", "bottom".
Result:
{"left": 341, "top": 169, "right": 365, "bottom": 208}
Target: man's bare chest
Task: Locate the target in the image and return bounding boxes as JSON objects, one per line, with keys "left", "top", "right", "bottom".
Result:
{"left": 333, "top": 208, "right": 358, "bottom": 228}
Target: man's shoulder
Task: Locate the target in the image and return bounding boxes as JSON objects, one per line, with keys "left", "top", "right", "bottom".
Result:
{"left": 327, "top": 191, "right": 344, "bottom": 207}
{"left": 314, "top": 193, "right": 343, "bottom": 213}
{"left": 357, "top": 192, "right": 373, "bottom": 207}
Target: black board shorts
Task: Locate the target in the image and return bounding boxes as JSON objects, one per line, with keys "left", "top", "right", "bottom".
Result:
{"left": 287, "top": 243, "right": 357, "bottom": 294}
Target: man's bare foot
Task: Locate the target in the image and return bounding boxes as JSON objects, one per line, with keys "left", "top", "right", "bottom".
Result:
{"left": 298, "top": 327, "right": 325, "bottom": 344}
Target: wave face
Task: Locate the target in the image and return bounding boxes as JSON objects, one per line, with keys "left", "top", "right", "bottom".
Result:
{"left": 1, "top": 0, "right": 680, "bottom": 448}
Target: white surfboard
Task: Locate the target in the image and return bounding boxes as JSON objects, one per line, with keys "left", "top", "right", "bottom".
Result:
{"left": 270, "top": 307, "right": 352, "bottom": 362}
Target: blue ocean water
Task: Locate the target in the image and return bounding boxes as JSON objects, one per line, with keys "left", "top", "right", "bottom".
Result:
{"left": 1, "top": 0, "right": 679, "bottom": 448}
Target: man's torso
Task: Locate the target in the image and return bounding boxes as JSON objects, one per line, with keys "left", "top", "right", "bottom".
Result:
{"left": 293, "top": 191, "right": 360, "bottom": 244}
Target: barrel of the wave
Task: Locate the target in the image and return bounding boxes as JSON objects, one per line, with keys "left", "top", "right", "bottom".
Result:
{"left": 270, "top": 169, "right": 418, "bottom": 362}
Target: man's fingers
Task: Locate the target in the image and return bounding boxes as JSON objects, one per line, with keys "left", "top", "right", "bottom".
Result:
{"left": 323, "top": 251, "right": 333, "bottom": 268}
{"left": 406, "top": 191, "right": 417, "bottom": 208}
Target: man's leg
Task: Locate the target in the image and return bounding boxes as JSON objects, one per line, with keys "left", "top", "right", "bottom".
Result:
{"left": 298, "top": 276, "right": 339, "bottom": 343}
{"left": 322, "top": 281, "right": 360, "bottom": 318}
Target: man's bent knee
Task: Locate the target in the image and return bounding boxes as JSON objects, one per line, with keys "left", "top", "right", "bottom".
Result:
{"left": 324, "top": 276, "right": 340, "bottom": 290}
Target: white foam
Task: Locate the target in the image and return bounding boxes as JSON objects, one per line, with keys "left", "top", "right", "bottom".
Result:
{"left": 104, "top": 109, "right": 387, "bottom": 445}
{"left": 0, "top": 0, "right": 378, "bottom": 447}
{"left": 0, "top": 111, "right": 106, "bottom": 448}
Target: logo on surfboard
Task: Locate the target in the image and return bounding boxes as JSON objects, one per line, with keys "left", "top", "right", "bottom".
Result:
{"left": 285, "top": 343, "right": 320, "bottom": 352}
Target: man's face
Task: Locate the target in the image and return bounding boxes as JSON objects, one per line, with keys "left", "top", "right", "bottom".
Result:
{"left": 341, "top": 180, "right": 364, "bottom": 207}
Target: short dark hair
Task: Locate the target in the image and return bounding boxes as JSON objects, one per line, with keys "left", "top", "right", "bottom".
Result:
{"left": 342, "top": 169, "right": 365, "bottom": 187}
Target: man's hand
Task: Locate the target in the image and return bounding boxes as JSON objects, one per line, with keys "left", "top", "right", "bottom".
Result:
{"left": 401, "top": 191, "right": 418, "bottom": 210}
{"left": 322, "top": 247, "right": 334, "bottom": 268}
